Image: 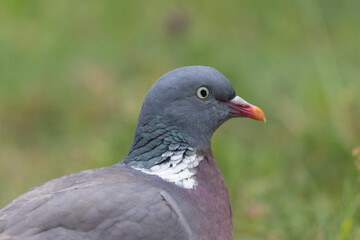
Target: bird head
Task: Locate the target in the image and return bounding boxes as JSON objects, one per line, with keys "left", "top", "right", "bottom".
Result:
{"left": 134, "top": 66, "right": 265, "bottom": 151}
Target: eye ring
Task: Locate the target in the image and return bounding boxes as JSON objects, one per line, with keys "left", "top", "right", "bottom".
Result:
{"left": 196, "top": 86, "right": 210, "bottom": 100}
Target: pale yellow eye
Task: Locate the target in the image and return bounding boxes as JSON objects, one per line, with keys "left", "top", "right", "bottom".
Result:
{"left": 196, "top": 87, "right": 210, "bottom": 100}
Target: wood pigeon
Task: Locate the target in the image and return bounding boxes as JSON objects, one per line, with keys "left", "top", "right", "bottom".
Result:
{"left": 0, "top": 66, "right": 265, "bottom": 240}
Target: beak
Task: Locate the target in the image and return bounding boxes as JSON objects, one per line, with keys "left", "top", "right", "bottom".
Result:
{"left": 225, "top": 96, "right": 266, "bottom": 122}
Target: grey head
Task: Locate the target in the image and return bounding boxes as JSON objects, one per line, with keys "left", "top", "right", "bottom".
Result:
{"left": 124, "top": 66, "right": 265, "bottom": 169}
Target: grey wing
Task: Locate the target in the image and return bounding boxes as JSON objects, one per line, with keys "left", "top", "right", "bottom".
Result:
{"left": 0, "top": 169, "right": 192, "bottom": 240}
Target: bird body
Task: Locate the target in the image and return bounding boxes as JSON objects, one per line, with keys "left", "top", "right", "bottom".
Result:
{"left": 0, "top": 155, "right": 231, "bottom": 240}
{"left": 0, "top": 66, "right": 265, "bottom": 239}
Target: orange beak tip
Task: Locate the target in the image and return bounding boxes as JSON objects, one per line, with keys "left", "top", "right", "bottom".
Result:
{"left": 251, "top": 105, "right": 266, "bottom": 122}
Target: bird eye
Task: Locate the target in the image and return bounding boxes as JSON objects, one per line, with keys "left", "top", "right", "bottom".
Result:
{"left": 196, "top": 86, "right": 210, "bottom": 100}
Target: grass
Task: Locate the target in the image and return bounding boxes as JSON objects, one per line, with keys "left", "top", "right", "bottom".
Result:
{"left": 0, "top": 0, "right": 359, "bottom": 239}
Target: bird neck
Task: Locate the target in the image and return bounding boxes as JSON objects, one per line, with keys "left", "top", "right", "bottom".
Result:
{"left": 123, "top": 122, "right": 211, "bottom": 189}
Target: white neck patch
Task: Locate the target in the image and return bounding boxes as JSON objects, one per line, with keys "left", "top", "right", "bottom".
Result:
{"left": 134, "top": 147, "right": 203, "bottom": 189}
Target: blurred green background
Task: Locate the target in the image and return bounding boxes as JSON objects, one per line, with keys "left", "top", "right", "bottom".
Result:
{"left": 0, "top": 0, "right": 359, "bottom": 239}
